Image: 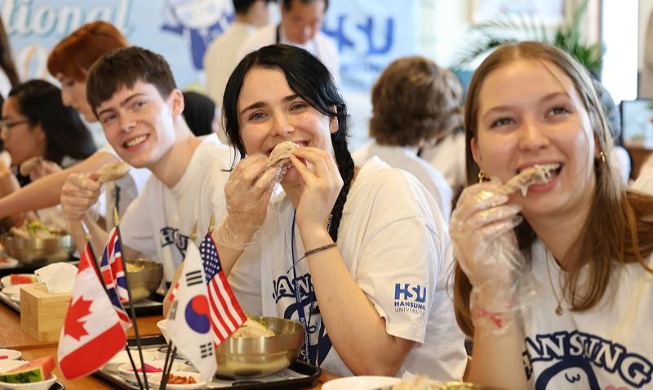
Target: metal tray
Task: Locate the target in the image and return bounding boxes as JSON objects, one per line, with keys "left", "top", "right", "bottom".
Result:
{"left": 95, "top": 336, "right": 321, "bottom": 389}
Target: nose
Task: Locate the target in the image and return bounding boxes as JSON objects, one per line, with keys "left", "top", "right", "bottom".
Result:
{"left": 271, "top": 112, "right": 293, "bottom": 137}
{"left": 119, "top": 114, "right": 136, "bottom": 133}
{"left": 518, "top": 116, "right": 549, "bottom": 151}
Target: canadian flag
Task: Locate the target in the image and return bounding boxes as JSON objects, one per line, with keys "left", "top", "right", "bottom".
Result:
{"left": 57, "top": 243, "right": 127, "bottom": 379}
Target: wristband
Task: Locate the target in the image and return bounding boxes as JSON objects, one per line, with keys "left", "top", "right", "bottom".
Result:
{"left": 304, "top": 242, "right": 336, "bottom": 258}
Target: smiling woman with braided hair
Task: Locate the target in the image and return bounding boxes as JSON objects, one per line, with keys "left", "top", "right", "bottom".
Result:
{"left": 208, "top": 44, "right": 467, "bottom": 380}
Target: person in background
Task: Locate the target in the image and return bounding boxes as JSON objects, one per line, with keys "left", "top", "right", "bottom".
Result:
{"left": 419, "top": 128, "right": 466, "bottom": 202}
{"left": 0, "top": 15, "right": 20, "bottom": 99}
{"left": 352, "top": 56, "right": 463, "bottom": 221}
{"left": 450, "top": 41, "right": 653, "bottom": 389}
{"left": 0, "top": 21, "right": 150, "bottom": 231}
{"left": 205, "top": 44, "right": 466, "bottom": 380}
{"left": 60, "top": 47, "right": 233, "bottom": 287}
{"left": 182, "top": 90, "right": 219, "bottom": 137}
{"left": 0, "top": 79, "right": 96, "bottom": 229}
{"left": 204, "top": 0, "right": 272, "bottom": 106}
{"left": 591, "top": 78, "right": 631, "bottom": 183}
{"left": 238, "top": 0, "right": 340, "bottom": 85}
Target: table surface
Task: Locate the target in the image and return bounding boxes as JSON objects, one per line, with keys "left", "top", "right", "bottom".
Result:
{"left": 0, "top": 302, "right": 336, "bottom": 389}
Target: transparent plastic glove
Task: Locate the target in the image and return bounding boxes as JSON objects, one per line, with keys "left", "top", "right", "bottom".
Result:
{"left": 450, "top": 177, "right": 534, "bottom": 331}
{"left": 214, "top": 154, "right": 284, "bottom": 251}
{"left": 29, "top": 160, "right": 62, "bottom": 181}
{"left": 60, "top": 172, "right": 102, "bottom": 221}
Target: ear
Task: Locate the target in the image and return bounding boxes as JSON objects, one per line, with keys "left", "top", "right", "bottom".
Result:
{"left": 470, "top": 136, "right": 482, "bottom": 165}
{"left": 170, "top": 89, "right": 184, "bottom": 118}
{"left": 329, "top": 116, "right": 338, "bottom": 134}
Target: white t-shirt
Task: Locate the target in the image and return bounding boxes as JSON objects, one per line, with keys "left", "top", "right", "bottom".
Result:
{"left": 120, "top": 134, "right": 234, "bottom": 283}
{"left": 230, "top": 157, "right": 467, "bottom": 380}
{"left": 352, "top": 143, "right": 452, "bottom": 221}
{"left": 97, "top": 144, "right": 151, "bottom": 229}
{"left": 419, "top": 131, "right": 466, "bottom": 195}
{"left": 204, "top": 21, "right": 259, "bottom": 107}
{"left": 521, "top": 240, "right": 653, "bottom": 389}
{"left": 238, "top": 23, "right": 340, "bottom": 85}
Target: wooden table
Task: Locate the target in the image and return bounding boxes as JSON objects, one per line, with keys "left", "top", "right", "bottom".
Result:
{"left": 0, "top": 303, "right": 336, "bottom": 389}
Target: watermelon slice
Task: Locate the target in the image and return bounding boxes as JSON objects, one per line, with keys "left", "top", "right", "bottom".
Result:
{"left": 9, "top": 274, "right": 39, "bottom": 285}
{"left": 0, "top": 356, "right": 55, "bottom": 383}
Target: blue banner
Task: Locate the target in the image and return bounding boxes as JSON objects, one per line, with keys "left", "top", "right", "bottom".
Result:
{"left": 2, "top": 0, "right": 419, "bottom": 96}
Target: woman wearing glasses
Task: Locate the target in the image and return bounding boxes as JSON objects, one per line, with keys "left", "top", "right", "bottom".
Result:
{"left": 0, "top": 79, "right": 95, "bottom": 228}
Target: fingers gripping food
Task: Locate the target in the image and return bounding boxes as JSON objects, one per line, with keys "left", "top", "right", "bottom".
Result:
{"left": 497, "top": 163, "right": 559, "bottom": 197}
{"left": 96, "top": 161, "right": 131, "bottom": 183}
{"left": 19, "top": 157, "right": 43, "bottom": 176}
{"left": 267, "top": 141, "right": 300, "bottom": 170}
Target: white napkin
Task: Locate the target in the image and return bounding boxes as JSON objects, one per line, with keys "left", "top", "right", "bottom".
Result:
{"left": 34, "top": 263, "right": 78, "bottom": 293}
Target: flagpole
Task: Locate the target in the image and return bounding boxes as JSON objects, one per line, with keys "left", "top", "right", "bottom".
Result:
{"left": 114, "top": 207, "right": 149, "bottom": 390}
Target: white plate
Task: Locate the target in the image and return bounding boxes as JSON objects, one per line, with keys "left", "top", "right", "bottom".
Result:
{"left": 148, "top": 372, "right": 206, "bottom": 389}
{"left": 0, "top": 275, "right": 39, "bottom": 287}
{"left": 118, "top": 360, "right": 183, "bottom": 382}
{"left": 0, "top": 257, "right": 18, "bottom": 269}
{"left": 322, "top": 376, "right": 402, "bottom": 390}
{"left": 103, "top": 350, "right": 157, "bottom": 374}
{"left": 0, "top": 351, "right": 21, "bottom": 361}
{"left": 0, "top": 360, "right": 25, "bottom": 373}
{"left": 0, "top": 374, "right": 56, "bottom": 390}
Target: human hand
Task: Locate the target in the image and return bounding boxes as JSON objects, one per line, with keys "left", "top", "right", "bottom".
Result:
{"left": 60, "top": 172, "right": 102, "bottom": 221}
{"left": 214, "top": 154, "right": 283, "bottom": 250}
{"left": 29, "top": 160, "right": 62, "bottom": 181}
{"left": 289, "top": 147, "right": 343, "bottom": 233}
{"left": 450, "top": 180, "right": 523, "bottom": 296}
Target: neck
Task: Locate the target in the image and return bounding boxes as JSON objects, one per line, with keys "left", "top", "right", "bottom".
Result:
{"left": 526, "top": 203, "right": 591, "bottom": 270}
{"left": 149, "top": 120, "right": 199, "bottom": 188}
{"left": 281, "top": 181, "right": 301, "bottom": 209}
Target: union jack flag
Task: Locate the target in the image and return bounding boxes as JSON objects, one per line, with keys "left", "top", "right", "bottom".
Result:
{"left": 100, "top": 227, "right": 131, "bottom": 330}
{"left": 200, "top": 233, "right": 246, "bottom": 346}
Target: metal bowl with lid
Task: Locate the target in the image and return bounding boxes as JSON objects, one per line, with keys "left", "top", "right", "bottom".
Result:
{"left": 125, "top": 258, "right": 163, "bottom": 302}
{"left": 2, "top": 232, "right": 75, "bottom": 265}
{"left": 215, "top": 316, "right": 304, "bottom": 379}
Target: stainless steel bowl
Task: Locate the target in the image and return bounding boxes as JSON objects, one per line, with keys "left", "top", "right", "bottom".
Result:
{"left": 216, "top": 316, "right": 304, "bottom": 379}
{"left": 125, "top": 258, "right": 163, "bottom": 302}
{"left": 2, "top": 232, "right": 75, "bottom": 264}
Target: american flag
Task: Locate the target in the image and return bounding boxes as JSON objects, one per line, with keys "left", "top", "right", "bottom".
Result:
{"left": 100, "top": 227, "right": 131, "bottom": 330}
{"left": 200, "top": 233, "right": 246, "bottom": 345}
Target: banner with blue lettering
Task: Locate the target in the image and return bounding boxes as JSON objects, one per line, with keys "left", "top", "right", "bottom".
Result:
{"left": 1, "top": 0, "right": 418, "bottom": 95}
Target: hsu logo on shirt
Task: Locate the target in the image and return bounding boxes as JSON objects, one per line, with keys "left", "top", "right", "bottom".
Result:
{"left": 393, "top": 283, "right": 427, "bottom": 315}
{"left": 160, "top": 227, "right": 190, "bottom": 257}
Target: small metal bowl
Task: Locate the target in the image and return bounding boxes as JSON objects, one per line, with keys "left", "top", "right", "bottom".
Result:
{"left": 215, "top": 316, "right": 304, "bottom": 379}
{"left": 125, "top": 258, "right": 163, "bottom": 302}
{"left": 2, "top": 232, "right": 75, "bottom": 265}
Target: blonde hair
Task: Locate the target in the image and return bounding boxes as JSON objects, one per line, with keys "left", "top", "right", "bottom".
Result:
{"left": 454, "top": 41, "right": 653, "bottom": 336}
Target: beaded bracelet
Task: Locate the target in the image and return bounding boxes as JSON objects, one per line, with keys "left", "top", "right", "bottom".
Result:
{"left": 304, "top": 242, "right": 336, "bottom": 258}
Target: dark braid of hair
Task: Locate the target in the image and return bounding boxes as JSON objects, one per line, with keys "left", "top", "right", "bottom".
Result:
{"left": 328, "top": 106, "right": 354, "bottom": 242}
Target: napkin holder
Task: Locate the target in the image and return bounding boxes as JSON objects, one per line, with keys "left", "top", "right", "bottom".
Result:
{"left": 20, "top": 284, "right": 72, "bottom": 342}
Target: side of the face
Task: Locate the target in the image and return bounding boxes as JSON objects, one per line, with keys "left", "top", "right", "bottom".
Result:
{"left": 95, "top": 81, "right": 182, "bottom": 168}
{"left": 470, "top": 59, "right": 596, "bottom": 186}
{"left": 1, "top": 98, "right": 44, "bottom": 165}
{"left": 237, "top": 67, "right": 335, "bottom": 157}
{"left": 282, "top": 0, "right": 326, "bottom": 44}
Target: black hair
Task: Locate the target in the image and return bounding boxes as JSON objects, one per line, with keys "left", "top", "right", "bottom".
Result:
{"left": 233, "top": 0, "right": 275, "bottom": 14}
{"left": 8, "top": 79, "right": 96, "bottom": 164}
{"left": 182, "top": 91, "right": 215, "bottom": 136}
{"left": 222, "top": 44, "right": 352, "bottom": 242}
{"left": 282, "top": 0, "right": 329, "bottom": 12}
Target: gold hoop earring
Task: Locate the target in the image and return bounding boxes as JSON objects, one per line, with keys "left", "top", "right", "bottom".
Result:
{"left": 599, "top": 151, "right": 606, "bottom": 163}
{"left": 478, "top": 170, "right": 486, "bottom": 183}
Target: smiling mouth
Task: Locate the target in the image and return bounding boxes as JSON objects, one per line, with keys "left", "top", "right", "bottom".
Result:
{"left": 125, "top": 135, "right": 147, "bottom": 148}
{"left": 501, "top": 163, "right": 562, "bottom": 196}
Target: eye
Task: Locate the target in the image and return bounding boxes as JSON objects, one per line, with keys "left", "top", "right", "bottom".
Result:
{"left": 490, "top": 117, "right": 514, "bottom": 128}
{"left": 289, "top": 101, "right": 308, "bottom": 111}
{"left": 131, "top": 100, "right": 147, "bottom": 111}
{"left": 248, "top": 111, "right": 267, "bottom": 121}
{"left": 549, "top": 106, "right": 570, "bottom": 116}
{"left": 99, "top": 112, "right": 117, "bottom": 125}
